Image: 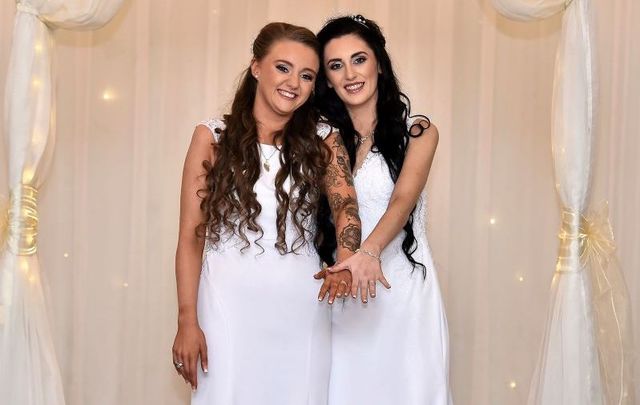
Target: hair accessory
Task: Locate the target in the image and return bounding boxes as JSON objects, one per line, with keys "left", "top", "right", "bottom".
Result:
{"left": 351, "top": 14, "right": 368, "bottom": 28}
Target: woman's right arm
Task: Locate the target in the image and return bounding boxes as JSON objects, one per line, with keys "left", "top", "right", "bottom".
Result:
{"left": 172, "top": 124, "right": 214, "bottom": 390}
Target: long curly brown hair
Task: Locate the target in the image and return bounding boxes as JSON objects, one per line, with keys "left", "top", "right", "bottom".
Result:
{"left": 198, "top": 22, "right": 331, "bottom": 255}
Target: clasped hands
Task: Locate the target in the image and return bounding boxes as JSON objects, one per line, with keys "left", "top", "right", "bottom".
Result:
{"left": 314, "top": 249, "right": 391, "bottom": 304}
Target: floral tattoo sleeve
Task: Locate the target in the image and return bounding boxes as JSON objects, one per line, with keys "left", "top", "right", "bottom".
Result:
{"left": 323, "top": 133, "right": 361, "bottom": 258}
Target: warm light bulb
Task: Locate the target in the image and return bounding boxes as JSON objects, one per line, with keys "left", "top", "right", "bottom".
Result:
{"left": 34, "top": 43, "right": 43, "bottom": 53}
{"left": 518, "top": 276, "right": 524, "bottom": 282}
{"left": 102, "top": 90, "right": 115, "bottom": 101}
{"left": 509, "top": 381, "right": 517, "bottom": 389}
{"left": 123, "top": 282, "right": 129, "bottom": 288}
{"left": 63, "top": 253, "right": 69, "bottom": 258}
{"left": 489, "top": 217, "right": 496, "bottom": 225}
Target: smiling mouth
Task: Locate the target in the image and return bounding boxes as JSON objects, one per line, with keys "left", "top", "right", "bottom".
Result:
{"left": 277, "top": 89, "right": 298, "bottom": 100}
{"left": 344, "top": 82, "right": 364, "bottom": 94}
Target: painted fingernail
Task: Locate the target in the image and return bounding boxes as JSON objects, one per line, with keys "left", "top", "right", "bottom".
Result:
{"left": 204, "top": 368, "right": 208, "bottom": 373}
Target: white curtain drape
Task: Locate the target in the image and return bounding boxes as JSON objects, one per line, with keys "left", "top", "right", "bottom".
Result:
{"left": 0, "top": 1, "right": 123, "bottom": 404}
{"left": 490, "top": 0, "right": 634, "bottom": 404}
{"left": 1, "top": 1, "right": 638, "bottom": 404}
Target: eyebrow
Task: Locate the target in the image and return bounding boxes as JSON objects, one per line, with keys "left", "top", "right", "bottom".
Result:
{"left": 274, "top": 59, "right": 318, "bottom": 75}
{"left": 326, "top": 51, "right": 369, "bottom": 65}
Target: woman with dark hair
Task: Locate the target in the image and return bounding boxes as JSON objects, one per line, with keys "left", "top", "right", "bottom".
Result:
{"left": 315, "top": 15, "right": 452, "bottom": 404}
{"left": 172, "top": 22, "right": 359, "bottom": 404}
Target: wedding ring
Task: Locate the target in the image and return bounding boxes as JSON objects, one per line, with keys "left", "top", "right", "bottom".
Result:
{"left": 174, "top": 360, "right": 184, "bottom": 369}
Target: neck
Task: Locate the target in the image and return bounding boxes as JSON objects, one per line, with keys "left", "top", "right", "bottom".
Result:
{"left": 346, "top": 92, "right": 377, "bottom": 136}
{"left": 252, "top": 97, "right": 290, "bottom": 144}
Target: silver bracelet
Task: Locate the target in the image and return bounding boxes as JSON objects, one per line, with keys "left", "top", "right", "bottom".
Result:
{"left": 356, "top": 248, "right": 381, "bottom": 262}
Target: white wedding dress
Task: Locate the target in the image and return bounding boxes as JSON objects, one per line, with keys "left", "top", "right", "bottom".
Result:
{"left": 328, "top": 122, "right": 453, "bottom": 405}
{"left": 191, "top": 118, "right": 332, "bottom": 405}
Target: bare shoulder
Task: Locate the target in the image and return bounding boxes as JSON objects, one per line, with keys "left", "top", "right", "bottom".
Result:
{"left": 408, "top": 118, "right": 439, "bottom": 150}
{"left": 188, "top": 124, "right": 217, "bottom": 162}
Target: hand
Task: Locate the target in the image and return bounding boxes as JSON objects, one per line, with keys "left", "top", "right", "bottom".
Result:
{"left": 314, "top": 267, "right": 352, "bottom": 304}
{"left": 328, "top": 250, "right": 390, "bottom": 303}
{"left": 172, "top": 321, "right": 208, "bottom": 390}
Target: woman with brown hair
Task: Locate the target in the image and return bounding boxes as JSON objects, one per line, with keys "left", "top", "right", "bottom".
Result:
{"left": 171, "top": 22, "right": 359, "bottom": 404}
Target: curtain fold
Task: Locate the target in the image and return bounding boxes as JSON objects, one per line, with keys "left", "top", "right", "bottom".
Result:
{"left": 491, "top": 0, "right": 634, "bottom": 404}
{"left": 0, "top": 1, "right": 123, "bottom": 404}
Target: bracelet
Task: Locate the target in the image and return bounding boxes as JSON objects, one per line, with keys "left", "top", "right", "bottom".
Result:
{"left": 356, "top": 248, "right": 381, "bottom": 262}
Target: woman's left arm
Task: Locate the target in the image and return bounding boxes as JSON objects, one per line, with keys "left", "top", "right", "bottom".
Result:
{"left": 362, "top": 120, "right": 439, "bottom": 255}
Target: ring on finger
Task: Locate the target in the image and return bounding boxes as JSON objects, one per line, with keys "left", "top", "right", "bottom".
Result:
{"left": 173, "top": 360, "right": 184, "bottom": 370}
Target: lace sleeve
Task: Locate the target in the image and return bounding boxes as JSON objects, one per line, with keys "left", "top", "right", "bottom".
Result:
{"left": 198, "top": 118, "right": 226, "bottom": 142}
{"left": 316, "top": 121, "right": 337, "bottom": 140}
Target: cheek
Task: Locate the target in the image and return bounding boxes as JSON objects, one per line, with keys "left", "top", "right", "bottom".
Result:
{"left": 325, "top": 71, "right": 341, "bottom": 88}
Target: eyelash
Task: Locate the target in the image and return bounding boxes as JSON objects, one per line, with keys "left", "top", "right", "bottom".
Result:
{"left": 329, "top": 56, "right": 367, "bottom": 71}
{"left": 277, "top": 64, "right": 314, "bottom": 81}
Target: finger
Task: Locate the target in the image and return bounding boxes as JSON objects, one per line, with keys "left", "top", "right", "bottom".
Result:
{"left": 379, "top": 274, "right": 391, "bottom": 289}
{"left": 313, "top": 269, "right": 326, "bottom": 279}
{"left": 200, "top": 342, "right": 209, "bottom": 374}
{"left": 360, "top": 281, "right": 368, "bottom": 304}
{"left": 350, "top": 278, "right": 359, "bottom": 299}
{"left": 327, "top": 282, "right": 339, "bottom": 304}
{"left": 189, "top": 354, "right": 198, "bottom": 389}
{"left": 369, "top": 280, "right": 377, "bottom": 298}
{"left": 336, "top": 281, "right": 347, "bottom": 298}
{"left": 328, "top": 262, "right": 348, "bottom": 273}
{"left": 318, "top": 281, "right": 330, "bottom": 301}
{"left": 184, "top": 354, "right": 192, "bottom": 387}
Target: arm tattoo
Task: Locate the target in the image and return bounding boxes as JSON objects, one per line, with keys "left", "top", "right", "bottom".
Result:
{"left": 326, "top": 135, "right": 354, "bottom": 187}
{"left": 339, "top": 223, "right": 361, "bottom": 253}
{"left": 328, "top": 193, "right": 359, "bottom": 222}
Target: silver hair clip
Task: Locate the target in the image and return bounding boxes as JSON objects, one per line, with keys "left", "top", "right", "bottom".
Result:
{"left": 351, "top": 14, "right": 368, "bottom": 27}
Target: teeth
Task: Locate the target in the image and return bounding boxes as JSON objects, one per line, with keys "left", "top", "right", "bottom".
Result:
{"left": 278, "top": 89, "right": 296, "bottom": 99}
{"left": 345, "top": 82, "right": 364, "bottom": 91}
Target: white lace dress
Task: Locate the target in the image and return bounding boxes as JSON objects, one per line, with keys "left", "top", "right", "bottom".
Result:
{"left": 191, "top": 118, "right": 332, "bottom": 405}
{"left": 328, "top": 126, "right": 453, "bottom": 405}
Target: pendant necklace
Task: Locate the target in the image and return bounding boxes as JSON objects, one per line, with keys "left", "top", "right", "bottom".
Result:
{"left": 258, "top": 144, "right": 279, "bottom": 172}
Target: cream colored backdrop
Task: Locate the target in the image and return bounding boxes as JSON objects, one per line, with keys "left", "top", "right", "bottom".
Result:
{"left": 0, "top": 0, "right": 638, "bottom": 404}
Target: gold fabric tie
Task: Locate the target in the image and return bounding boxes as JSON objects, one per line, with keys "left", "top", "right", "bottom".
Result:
{"left": 1, "top": 184, "right": 39, "bottom": 255}
{"left": 556, "top": 204, "right": 633, "bottom": 405}
{"left": 556, "top": 205, "right": 615, "bottom": 273}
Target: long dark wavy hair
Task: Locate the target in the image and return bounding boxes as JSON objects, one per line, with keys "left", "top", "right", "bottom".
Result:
{"left": 314, "top": 15, "right": 429, "bottom": 275}
{"left": 198, "top": 22, "right": 331, "bottom": 254}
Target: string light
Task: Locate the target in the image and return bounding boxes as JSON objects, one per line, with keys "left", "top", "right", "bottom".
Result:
{"left": 518, "top": 276, "right": 524, "bottom": 282}
{"left": 123, "top": 282, "right": 129, "bottom": 288}
{"left": 63, "top": 252, "right": 69, "bottom": 258}
{"left": 509, "top": 381, "right": 517, "bottom": 389}
{"left": 489, "top": 217, "right": 496, "bottom": 225}
{"left": 32, "top": 78, "right": 41, "bottom": 89}
{"left": 102, "top": 89, "right": 115, "bottom": 101}
{"left": 34, "top": 42, "right": 43, "bottom": 54}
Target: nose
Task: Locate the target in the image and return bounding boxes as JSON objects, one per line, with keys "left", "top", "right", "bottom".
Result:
{"left": 286, "top": 74, "right": 300, "bottom": 90}
{"left": 344, "top": 64, "right": 356, "bottom": 81}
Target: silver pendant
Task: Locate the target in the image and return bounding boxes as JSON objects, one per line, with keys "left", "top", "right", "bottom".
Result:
{"left": 263, "top": 162, "right": 270, "bottom": 171}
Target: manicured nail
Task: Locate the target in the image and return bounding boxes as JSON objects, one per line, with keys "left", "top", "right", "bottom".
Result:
{"left": 204, "top": 368, "right": 208, "bottom": 373}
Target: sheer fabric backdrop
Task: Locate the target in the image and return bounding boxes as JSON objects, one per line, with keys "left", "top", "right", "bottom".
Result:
{"left": 0, "top": 0, "right": 638, "bottom": 404}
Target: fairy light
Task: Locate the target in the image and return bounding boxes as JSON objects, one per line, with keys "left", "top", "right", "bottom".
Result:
{"left": 63, "top": 252, "right": 69, "bottom": 258}
{"left": 102, "top": 89, "right": 115, "bottom": 101}
{"left": 489, "top": 217, "right": 496, "bottom": 225}
{"left": 34, "top": 42, "right": 43, "bottom": 54}
{"left": 123, "top": 282, "right": 129, "bottom": 288}
{"left": 518, "top": 276, "right": 524, "bottom": 282}
{"left": 509, "top": 381, "right": 517, "bottom": 389}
